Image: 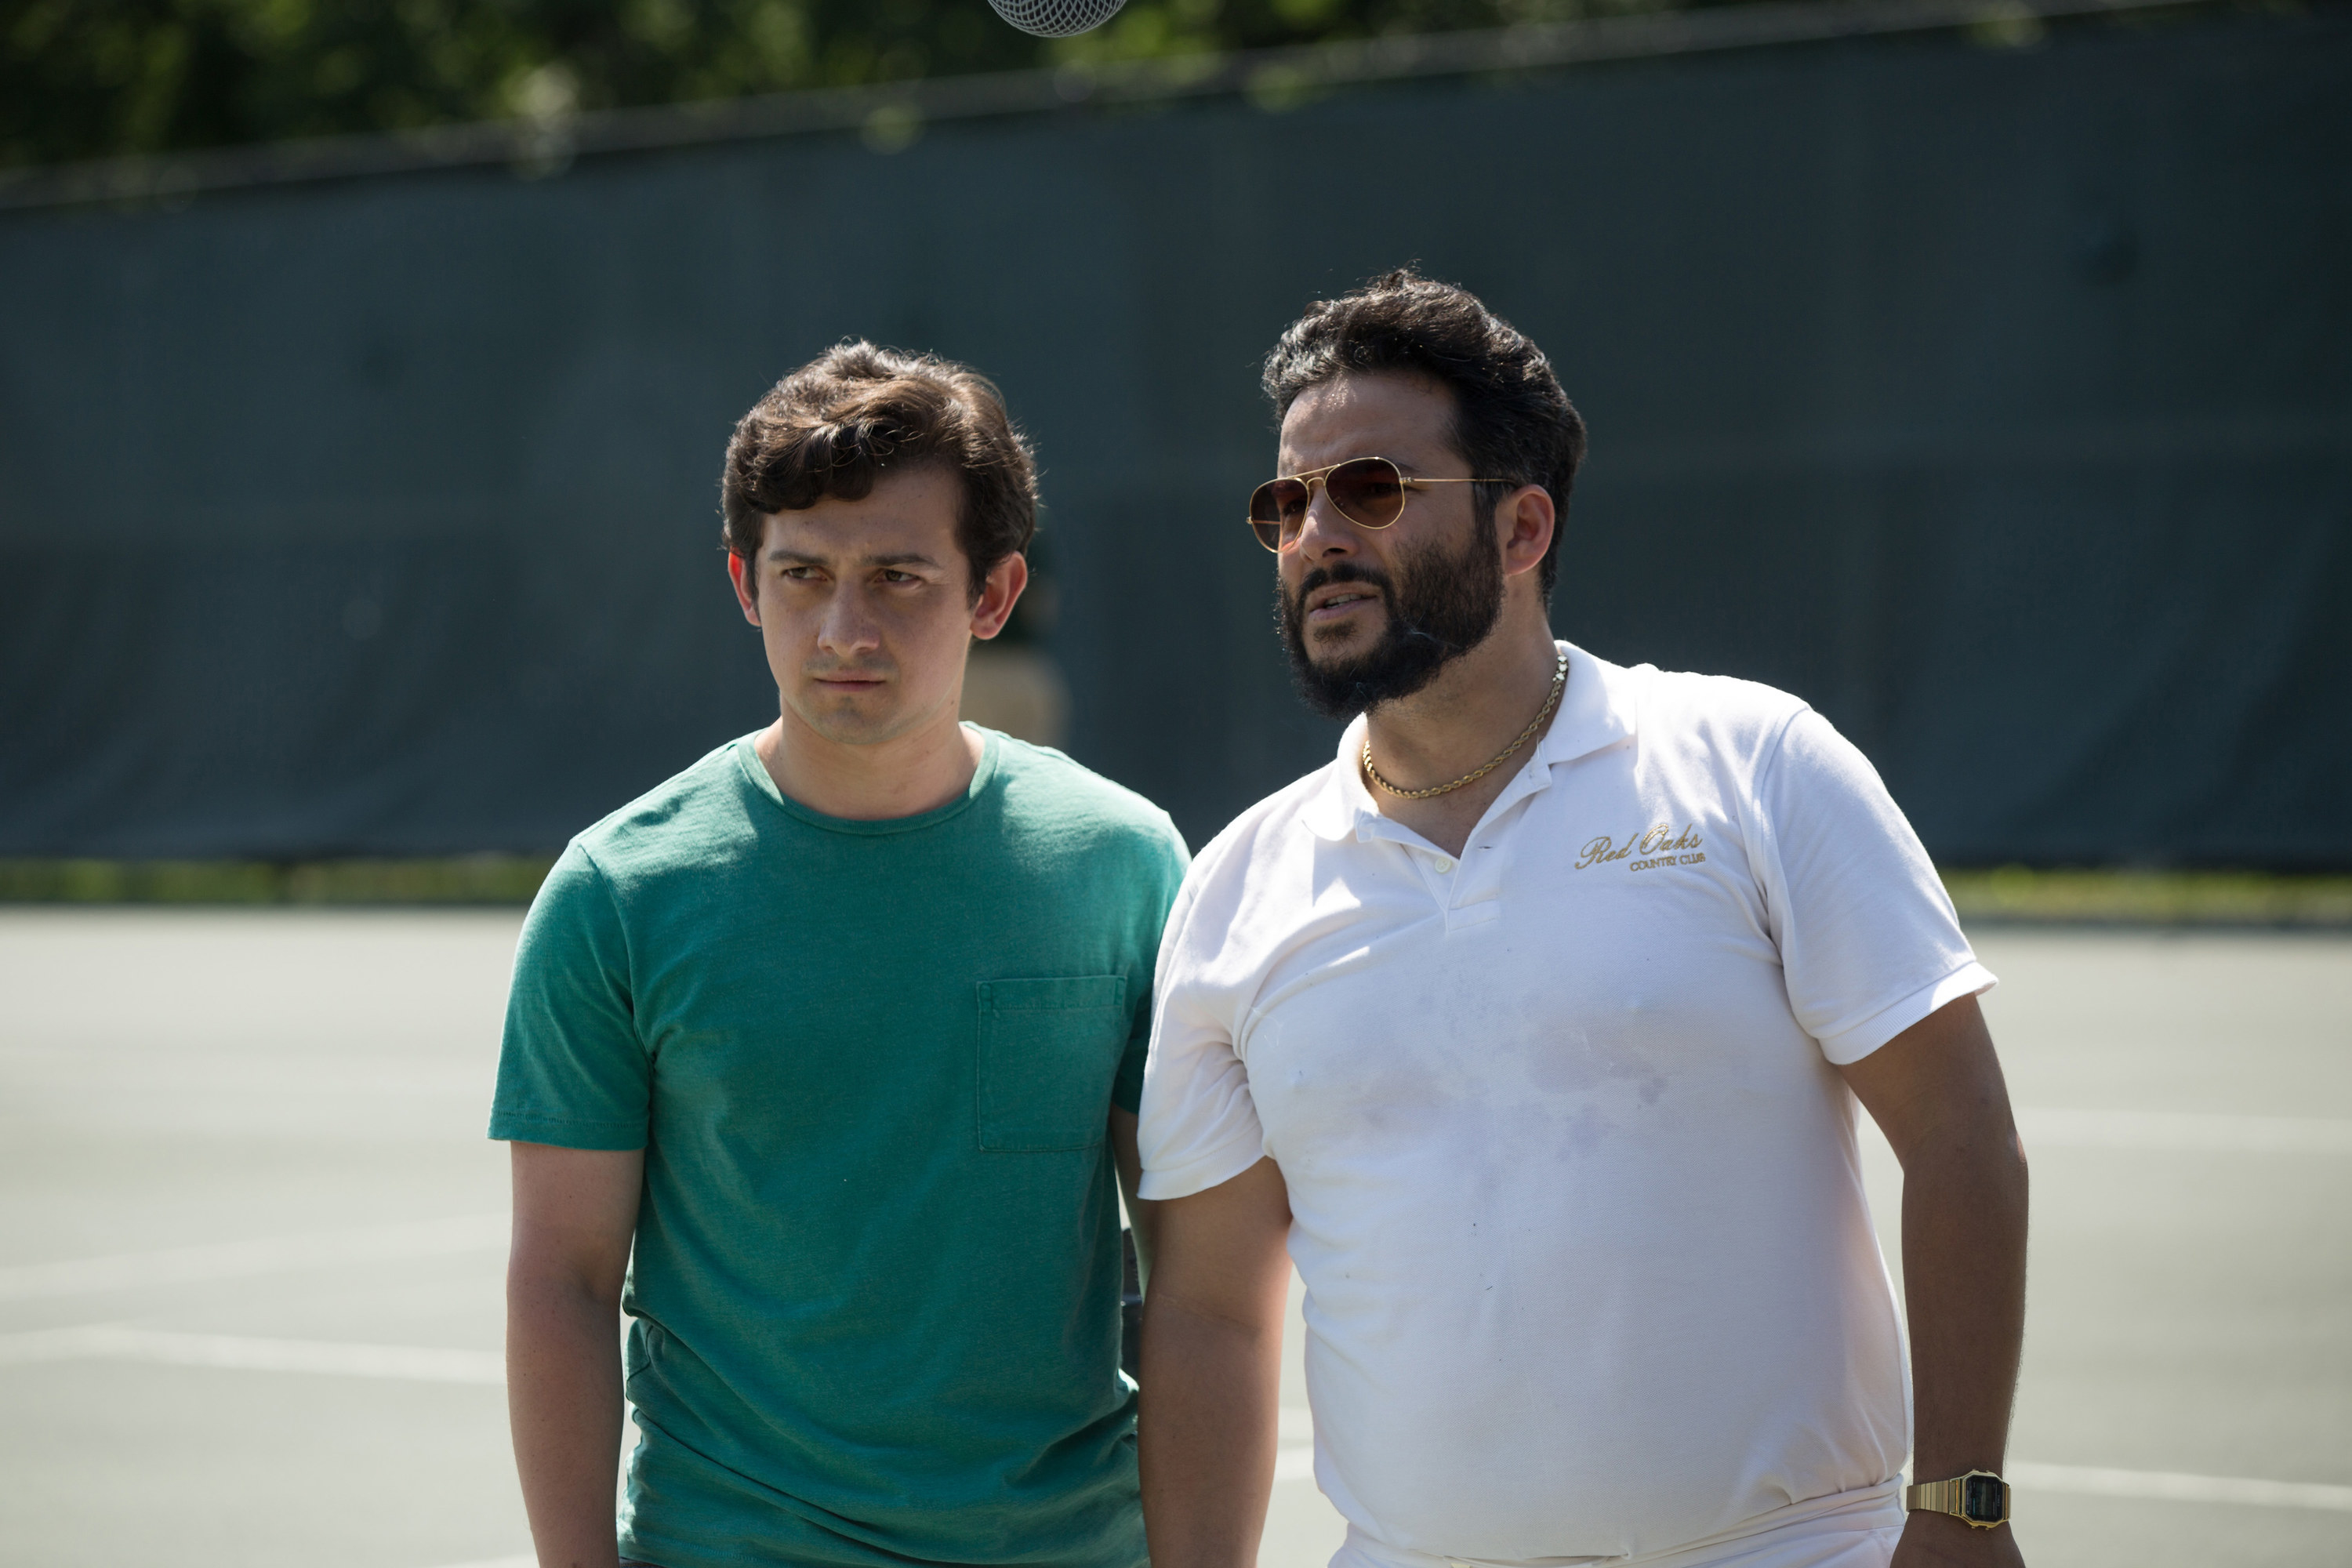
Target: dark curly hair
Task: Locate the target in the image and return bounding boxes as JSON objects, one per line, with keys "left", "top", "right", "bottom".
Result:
{"left": 720, "top": 341, "right": 1036, "bottom": 597}
{"left": 1261, "top": 269, "right": 1587, "bottom": 597}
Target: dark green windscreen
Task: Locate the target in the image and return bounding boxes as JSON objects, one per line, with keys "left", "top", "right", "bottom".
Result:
{"left": 2, "top": 11, "right": 2345, "bottom": 865}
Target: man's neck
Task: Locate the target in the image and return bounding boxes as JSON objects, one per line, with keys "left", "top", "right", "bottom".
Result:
{"left": 1357, "top": 613, "right": 1563, "bottom": 855}
{"left": 1364, "top": 615, "right": 1561, "bottom": 782}
{"left": 753, "top": 699, "right": 983, "bottom": 822}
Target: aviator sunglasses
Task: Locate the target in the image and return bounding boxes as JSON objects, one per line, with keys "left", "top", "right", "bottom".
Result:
{"left": 1247, "top": 456, "right": 1510, "bottom": 553}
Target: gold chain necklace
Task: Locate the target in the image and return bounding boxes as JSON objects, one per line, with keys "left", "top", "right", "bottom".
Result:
{"left": 1361, "top": 650, "right": 1568, "bottom": 800}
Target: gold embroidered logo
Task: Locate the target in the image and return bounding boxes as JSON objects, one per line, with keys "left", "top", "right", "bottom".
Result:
{"left": 1575, "top": 822, "right": 1705, "bottom": 873}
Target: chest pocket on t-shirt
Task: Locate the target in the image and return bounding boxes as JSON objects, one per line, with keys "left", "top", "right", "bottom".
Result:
{"left": 975, "top": 976, "right": 1130, "bottom": 1152}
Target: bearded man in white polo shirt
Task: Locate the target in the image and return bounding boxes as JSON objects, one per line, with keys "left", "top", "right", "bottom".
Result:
{"left": 1133, "top": 270, "right": 2029, "bottom": 1568}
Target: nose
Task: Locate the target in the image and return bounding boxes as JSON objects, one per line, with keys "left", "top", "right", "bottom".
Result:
{"left": 815, "top": 586, "right": 883, "bottom": 657}
{"left": 1290, "top": 483, "right": 1358, "bottom": 562}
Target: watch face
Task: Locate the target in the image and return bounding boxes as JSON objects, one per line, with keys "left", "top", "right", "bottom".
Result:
{"left": 1962, "top": 1474, "right": 2006, "bottom": 1523}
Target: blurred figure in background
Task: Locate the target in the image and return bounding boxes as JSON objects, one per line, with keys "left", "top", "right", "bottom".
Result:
{"left": 1136, "top": 272, "right": 2030, "bottom": 1568}
{"left": 492, "top": 343, "right": 1185, "bottom": 1568}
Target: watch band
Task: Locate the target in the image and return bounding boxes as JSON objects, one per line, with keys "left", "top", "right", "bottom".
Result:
{"left": 1904, "top": 1470, "right": 2012, "bottom": 1528}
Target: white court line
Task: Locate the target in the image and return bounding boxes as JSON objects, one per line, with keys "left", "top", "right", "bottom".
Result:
{"left": 422, "top": 1558, "right": 533, "bottom": 1568}
{"left": 2013, "top": 1107, "right": 2352, "bottom": 1153}
{"left": 5, "top": 1338, "right": 2340, "bottom": 1520}
{"left": 0, "top": 1325, "right": 503, "bottom": 1383}
{"left": 1273, "top": 1406, "right": 1316, "bottom": 1479}
{"left": 0, "top": 1213, "right": 507, "bottom": 1301}
{"left": 2005, "top": 1460, "right": 2352, "bottom": 1512}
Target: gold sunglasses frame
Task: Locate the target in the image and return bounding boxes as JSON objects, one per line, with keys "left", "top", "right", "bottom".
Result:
{"left": 1247, "top": 456, "right": 1513, "bottom": 554}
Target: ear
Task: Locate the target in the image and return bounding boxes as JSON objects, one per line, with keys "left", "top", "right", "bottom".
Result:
{"left": 968, "top": 551, "right": 1030, "bottom": 641}
{"left": 1496, "top": 484, "right": 1555, "bottom": 581}
{"left": 726, "top": 550, "right": 760, "bottom": 626}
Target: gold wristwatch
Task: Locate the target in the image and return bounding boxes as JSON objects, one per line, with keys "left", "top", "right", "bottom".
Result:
{"left": 1904, "top": 1470, "right": 2011, "bottom": 1529}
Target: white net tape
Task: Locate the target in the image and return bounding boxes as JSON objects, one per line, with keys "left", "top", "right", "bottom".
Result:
{"left": 986, "top": 0, "right": 1128, "bottom": 38}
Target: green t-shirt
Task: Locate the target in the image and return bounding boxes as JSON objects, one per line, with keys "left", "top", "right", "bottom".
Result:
{"left": 489, "top": 728, "right": 1187, "bottom": 1568}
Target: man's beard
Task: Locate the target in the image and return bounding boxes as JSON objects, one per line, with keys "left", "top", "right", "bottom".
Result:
{"left": 1278, "top": 521, "right": 1506, "bottom": 720}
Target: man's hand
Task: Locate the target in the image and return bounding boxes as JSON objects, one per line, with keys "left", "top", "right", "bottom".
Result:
{"left": 507, "top": 1141, "right": 643, "bottom": 1568}
{"left": 1838, "top": 995, "right": 2029, "bottom": 1568}
{"left": 1137, "top": 1156, "right": 1294, "bottom": 1568}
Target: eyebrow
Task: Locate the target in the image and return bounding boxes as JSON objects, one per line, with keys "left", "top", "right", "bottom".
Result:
{"left": 764, "top": 548, "right": 945, "bottom": 570}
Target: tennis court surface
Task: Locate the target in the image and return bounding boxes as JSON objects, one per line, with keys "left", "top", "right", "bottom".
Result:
{"left": 2, "top": 910, "right": 2344, "bottom": 1566}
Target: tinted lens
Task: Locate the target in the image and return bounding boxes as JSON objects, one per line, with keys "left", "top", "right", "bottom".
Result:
{"left": 1325, "top": 457, "right": 1406, "bottom": 528}
{"left": 1250, "top": 477, "right": 1309, "bottom": 550}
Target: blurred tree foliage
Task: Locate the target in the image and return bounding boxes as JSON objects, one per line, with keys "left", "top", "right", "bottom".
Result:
{"left": 2, "top": 0, "right": 1726, "bottom": 169}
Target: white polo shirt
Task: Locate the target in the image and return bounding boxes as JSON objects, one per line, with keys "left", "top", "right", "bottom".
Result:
{"left": 1138, "top": 641, "right": 1994, "bottom": 1568}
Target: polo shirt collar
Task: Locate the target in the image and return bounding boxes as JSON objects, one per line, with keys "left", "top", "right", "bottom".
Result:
{"left": 1298, "top": 640, "right": 1639, "bottom": 843}
{"left": 1537, "top": 637, "right": 1641, "bottom": 768}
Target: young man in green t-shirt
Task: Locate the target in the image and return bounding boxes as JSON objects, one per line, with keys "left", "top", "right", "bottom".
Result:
{"left": 492, "top": 343, "right": 1185, "bottom": 1568}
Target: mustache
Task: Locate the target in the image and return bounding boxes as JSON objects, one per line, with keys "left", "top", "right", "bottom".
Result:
{"left": 1294, "top": 561, "right": 1385, "bottom": 604}
{"left": 1288, "top": 561, "right": 1467, "bottom": 655}
{"left": 804, "top": 662, "right": 894, "bottom": 680}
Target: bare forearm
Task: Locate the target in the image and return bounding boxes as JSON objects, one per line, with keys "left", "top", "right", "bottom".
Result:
{"left": 508, "top": 1269, "right": 626, "bottom": 1568}
{"left": 1900, "top": 1131, "right": 2027, "bottom": 1481}
{"left": 1837, "top": 998, "right": 2027, "bottom": 1564}
{"left": 1138, "top": 1295, "right": 1283, "bottom": 1568}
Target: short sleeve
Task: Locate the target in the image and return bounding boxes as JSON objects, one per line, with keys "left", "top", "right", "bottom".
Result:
{"left": 487, "top": 844, "right": 652, "bottom": 1149}
{"left": 1750, "top": 709, "right": 1996, "bottom": 1065}
{"left": 1135, "top": 873, "right": 1269, "bottom": 1201}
